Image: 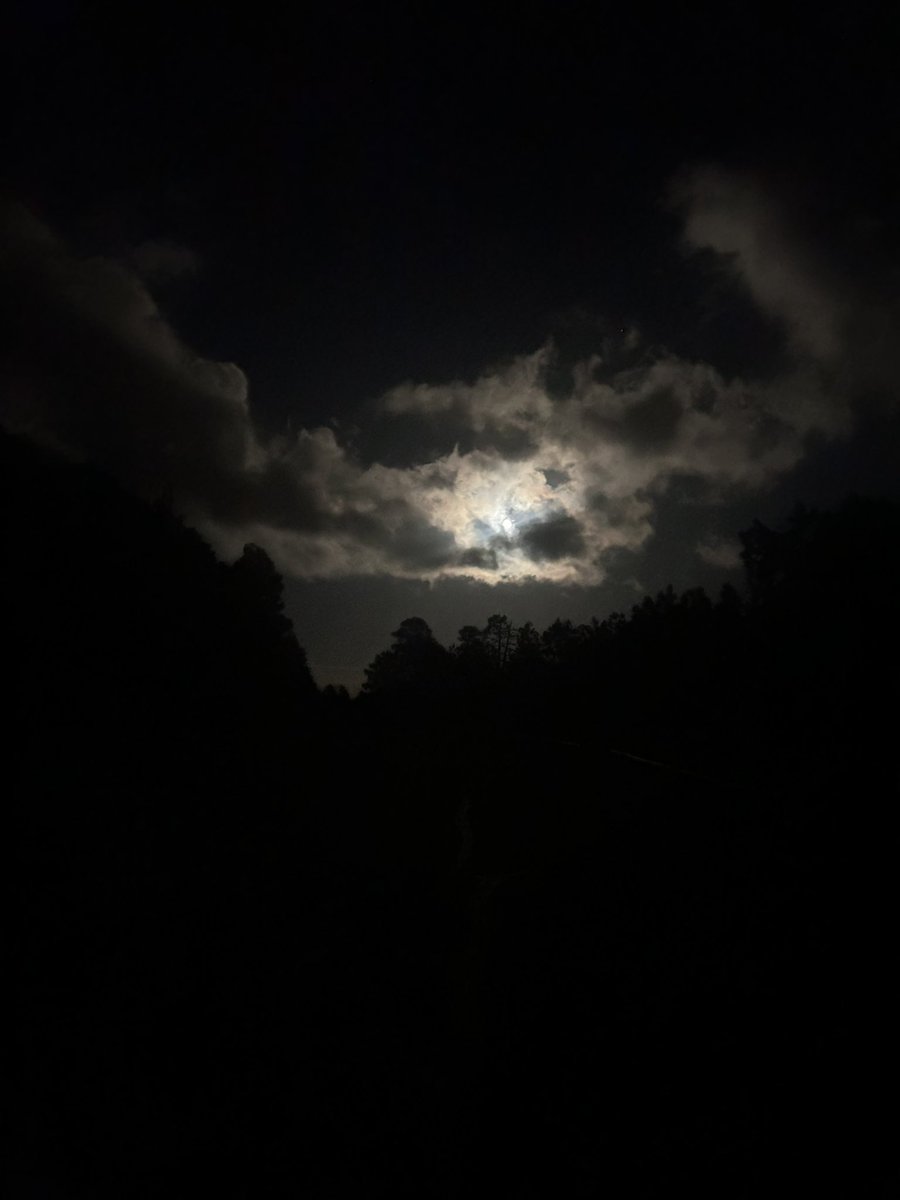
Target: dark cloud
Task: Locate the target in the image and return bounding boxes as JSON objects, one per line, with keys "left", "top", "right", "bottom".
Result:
{"left": 0, "top": 203, "right": 462, "bottom": 579}
{"left": 384, "top": 516, "right": 457, "bottom": 571}
{"left": 2, "top": 165, "right": 893, "bottom": 591}
{"left": 587, "top": 492, "right": 653, "bottom": 529}
{"left": 0, "top": 205, "right": 255, "bottom": 511}
{"left": 520, "top": 512, "right": 586, "bottom": 562}
{"left": 695, "top": 535, "right": 742, "bottom": 569}
{"left": 671, "top": 167, "right": 843, "bottom": 364}
{"left": 478, "top": 421, "right": 539, "bottom": 461}
{"left": 620, "top": 386, "right": 684, "bottom": 452}
{"left": 457, "top": 546, "right": 500, "bottom": 571}
{"left": 542, "top": 467, "right": 570, "bottom": 489}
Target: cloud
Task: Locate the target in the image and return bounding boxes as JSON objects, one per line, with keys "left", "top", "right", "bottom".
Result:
{"left": 672, "top": 166, "right": 844, "bottom": 363}
{"left": 695, "top": 536, "right": 742, "bottom": 570}
{"left": 521, "top": 512, "right": 586, "bottom": 562}
{"left": 671, "top": 165, "right": 899, "bottom": 422}
{"left": 0, "top": 168, "right": 884, "bottom": 586}
{"left": 0, "top": 202, "right": 257, "bottom": 513}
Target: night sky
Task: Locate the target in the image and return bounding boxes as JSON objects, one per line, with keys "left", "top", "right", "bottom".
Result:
{"left": 3, "top": 2, "right": 898, "bottom": 689}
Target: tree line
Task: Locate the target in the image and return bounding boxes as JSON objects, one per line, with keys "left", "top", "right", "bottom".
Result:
{"left": 358, "top": 494, "right": 900, "bottom": 794}
{"left": 6, "top": 425, "right": 899, "bottom": 1197}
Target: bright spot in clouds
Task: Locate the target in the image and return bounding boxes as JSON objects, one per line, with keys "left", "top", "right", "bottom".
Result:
{"left": 2, "top": 164, "right": 887, "bottom": 589}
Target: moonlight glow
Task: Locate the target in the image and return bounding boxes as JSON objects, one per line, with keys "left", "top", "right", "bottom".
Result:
{"left": 1, "top": 173, "right": 868, "bottom": 591}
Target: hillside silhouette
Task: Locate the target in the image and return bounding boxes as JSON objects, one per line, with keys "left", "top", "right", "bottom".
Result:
{"left": 7, "top": 428, "right": 899, "bottom": 1197}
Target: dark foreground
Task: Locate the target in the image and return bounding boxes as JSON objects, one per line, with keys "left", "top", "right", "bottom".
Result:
{"left": 8, "top": 431, "right": 899, "bottom": 1196}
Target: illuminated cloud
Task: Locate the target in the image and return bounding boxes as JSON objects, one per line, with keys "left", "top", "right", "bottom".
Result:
{"left": 0, "top": 168, "right": 876, "bottom": 586}
{"left": 672, "top": 166, "right": 844, "bottom": 362}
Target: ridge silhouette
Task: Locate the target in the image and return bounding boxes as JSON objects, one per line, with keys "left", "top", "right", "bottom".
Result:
{"left": 7, "top": 428, "right": 898, "bottom": 1196}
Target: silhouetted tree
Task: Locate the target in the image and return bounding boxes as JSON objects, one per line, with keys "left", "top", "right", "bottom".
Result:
{"left": 511, "top": 620, "right": 542, "bottom": 664}
{"left": 10, "top": 423, "right": 899, "bottom": 1197}
{"left": 540, "top": 616, "right": 581, "bottom": 664}
{"left": 484, "top": 613, "right": 515, "bottom": 668}
{"left": 362, "top": 615, "right": 451, "bottom": 695}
